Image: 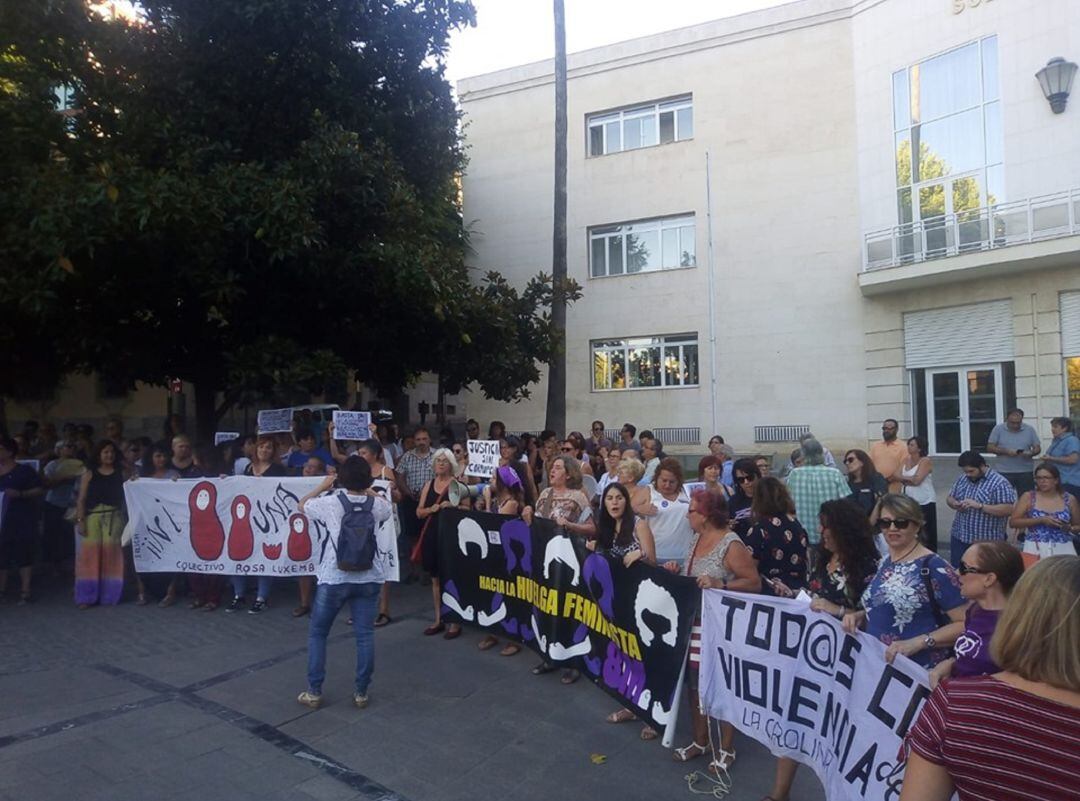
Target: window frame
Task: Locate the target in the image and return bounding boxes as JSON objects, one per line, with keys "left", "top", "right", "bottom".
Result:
{"left": 588, "top": 214, "right": 696, "bottom": 279}
{"left": 587, "top": 95, "right": 693, "bottom": 157}
{"left": 591, "top": 334, "right": 700, "bottom": 392}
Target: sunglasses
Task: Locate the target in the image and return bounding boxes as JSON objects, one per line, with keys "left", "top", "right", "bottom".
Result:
{"left": 878, "top": 518, "right": 914, "bottom": 530}
{"left": 958, "top": 562, "right": 988, "bottom": 575}
{"left": 735, "top": 475, "right": 754, "bottom": 484}
{"left": 843, "top": 457, "right": 857, "bottom": 464}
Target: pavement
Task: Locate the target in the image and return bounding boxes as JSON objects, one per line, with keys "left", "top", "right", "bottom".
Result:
{"left": 0, "top": 572, "right": 828, "bottom": 801}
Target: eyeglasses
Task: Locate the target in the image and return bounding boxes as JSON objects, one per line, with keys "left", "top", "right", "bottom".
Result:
{"left": 735, "top": 475, "right": 754, "bottom": 484}
{"left": 958, "top": 562, "right": 988, "bottom": 575}
{"left": 560, "top": 447, "right": 574, "bottom": 453}
{"left": 878, "top": 518, "right": 914, "bottom": 530}
{"left": 843, "top": 457, "right": 857, "bottom": 464}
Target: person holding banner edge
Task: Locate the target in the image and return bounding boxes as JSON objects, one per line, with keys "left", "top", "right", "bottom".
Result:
{"left": 668, "top": 489, "right": 761, "bottom": 773}
{"left": 476, "top": 465, "right": 527, "bottom": 656}
{"left": 842, "top": 494, "right": 967, "bottom": 669}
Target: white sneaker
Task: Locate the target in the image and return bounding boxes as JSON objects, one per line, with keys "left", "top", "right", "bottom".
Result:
{"left": 353, "top": 692, "right": 369, "bottom": 709}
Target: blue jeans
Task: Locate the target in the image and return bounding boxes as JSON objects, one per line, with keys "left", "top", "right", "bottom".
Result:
{"left": 949, "top": 536, "right": 968, "bottom": 569}
{"left": 307, "top": 581, "right": 381, "bottom": 695}
{"left": 231, "top": 575, "right": 272, "bottom": 600}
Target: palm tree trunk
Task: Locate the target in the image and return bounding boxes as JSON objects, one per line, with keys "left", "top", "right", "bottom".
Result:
{"left": 545, "top": 0, "right": 568, "bottom": 436}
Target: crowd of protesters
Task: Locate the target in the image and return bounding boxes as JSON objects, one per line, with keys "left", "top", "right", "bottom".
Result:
{"left": 1, "top": 408, "right": 1077, "bottom": 801}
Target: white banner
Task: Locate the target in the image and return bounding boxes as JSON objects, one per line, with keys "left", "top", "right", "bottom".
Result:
{"left": 332, "top": 410, "right": 371, "bottom": 441}
{"left": 257, "top": 408, "right": 293, "bottom": 434}
{"left": 700, "top": 592, "right": 932, "bottom": 801}
{"left": 125, "top": 477, "right": 399, "bottom": 582}
{"left": 466, "top": 439, "right": 499, "bottom": 478}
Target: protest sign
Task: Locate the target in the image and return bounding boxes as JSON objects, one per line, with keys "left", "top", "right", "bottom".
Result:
{"left": 332, "top": 411, "right": 372, "bottom": 441}
{"left": 16, "top": 459, "right": 40, "bottom": 474}
{"left": 125, "top": 477, "right": 399, "bottom": 583}
{"left": 214, "top": 432, "right": 240, "bottom": 446}
{"left": 256, "top": 408, "right": 293, "bottom": 434}
{"left": 465, "top": 439, "right": 500, "bottom": 478}
{"left": 699, "top": 592, "right": 932, "bottom": 801}
{"left": 438, "top": 509, "right": 698, "bottom": 737}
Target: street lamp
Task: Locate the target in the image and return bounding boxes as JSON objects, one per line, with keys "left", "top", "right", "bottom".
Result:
{"left": 1036, "top": 57, "right": 1078, "bottom": 114}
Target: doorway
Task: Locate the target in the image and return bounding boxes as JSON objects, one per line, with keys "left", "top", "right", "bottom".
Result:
{"left": 925, "top": 365, "right": 1002, "bottom": 455}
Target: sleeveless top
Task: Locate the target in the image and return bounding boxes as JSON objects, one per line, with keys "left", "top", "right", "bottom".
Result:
{"left": 648, "top": 486, "right": 692, "bottom": 562}
{"left": 1026, "top": 491, "right": 1073, "bottom": 544}
{"left": 606, "top": 523, "right": 641, "bottom": 559}
{"left": 683, "top": 530, "right": 742, "bottom": 583}
{"left": 86, "top": 469, "right": 126, "bottom": 510}
{"left": 901, "top": 461, "right": 936, "bottom": 505}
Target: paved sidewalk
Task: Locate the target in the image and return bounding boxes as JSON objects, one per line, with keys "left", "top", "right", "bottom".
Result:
{"left": 0, "top": 575, "right": 827, "bottom": 801}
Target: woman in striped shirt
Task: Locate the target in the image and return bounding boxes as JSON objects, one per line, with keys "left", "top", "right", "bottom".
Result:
{"left": 901, "top": 555, "right": 1080, "bottom": 801}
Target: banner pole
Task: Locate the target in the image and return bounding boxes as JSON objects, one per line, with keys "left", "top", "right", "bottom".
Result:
{"left": 661, "top": 655, "right": 688, "bottom": 749}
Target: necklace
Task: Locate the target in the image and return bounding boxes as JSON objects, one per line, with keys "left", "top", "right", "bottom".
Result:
{"left": 890, "top": 540, "right": 920, "bottom": 564}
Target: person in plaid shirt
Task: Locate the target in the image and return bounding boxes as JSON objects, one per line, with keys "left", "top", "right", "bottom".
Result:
{"left": 945, "top": 450, "right": 1017, "bottom": 569}
{"left": 394, "top": 427, "right": 435, "bottom": 568}
{"left": 786, "top": 438, "right": 852, "bottom": 544}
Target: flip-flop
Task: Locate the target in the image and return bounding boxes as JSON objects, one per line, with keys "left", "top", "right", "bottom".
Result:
{"left": 499, "top": 643, "right": 521, "bottom": 657}
{"left": 560, "top": 668, "right": 580, "bottom": 685}
{"left": 640, "top": 725, "right": 658, "bottom": 741}
{"left": 443, "top": 626, "right": 462, "bottom": 640}
{"left": 424, "top": 622, "right": 446, "bottom": 636}
{"left": 477, "top": 634, "right": 499, "bottom": 650}
{"left": 374, "top": 613, "right": 391, "bottom": 628}
{"left": 531, "top": 661, "right": 557, "bottom": 675}
{"left": 606, "top": 708, "right": 637, "bottom": 724}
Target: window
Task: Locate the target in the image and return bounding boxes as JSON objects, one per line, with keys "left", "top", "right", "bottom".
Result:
{"left": 892, "top": 37, "right": 1001, "bottom": 253}
{"left": 1068, "top": 358, "right": 1080, "bottom": 423}
{"left": 589, "top": 215, "right": 695, "bottom": 278}
{"left": 592, "top": 335, "right": 699, "bottom": 391}
{"left": 588, "top": 96, "right": 692, "bottom": 156}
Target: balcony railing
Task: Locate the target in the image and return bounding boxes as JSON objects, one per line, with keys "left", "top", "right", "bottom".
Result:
{"left": 863, "top": 188, "right": 1080, "bottom": 272}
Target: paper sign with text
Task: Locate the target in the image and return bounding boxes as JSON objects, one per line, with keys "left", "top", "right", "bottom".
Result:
{"left": 332, "top": 411, "right": 372, "bottom": 441}
{"left": 465, "top": 439, "right": 500, "bottom": 478}
{"left": 256, "top": 408, "right": 293, "bottom": 434}
{"left": 214, "top": 432, "right": 240, "bottom": 446}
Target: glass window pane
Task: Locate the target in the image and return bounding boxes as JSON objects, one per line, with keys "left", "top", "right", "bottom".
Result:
{"left": 679, "top": 225, "right": 696, "bottom": 266}
{"left": 917, "top": 107, "right": 984, "bottom": 179}
{"left": 1067, "top": 357, "right": 1080, "bottom": 420}
{"left": 628, "top": 346, "right": 662, "bottom": 388}
{"left": 662, "top": 228, "right": 679, "bottom": 268}
{"left": 639, "top": 115, "right": 657, "bottom": 147}
{"left": 659, "top": 111, "right": 675, "bottom": 144}
{"left": 895, "top": 132, "right": 912, "bottom": 187}
{"left": 591, "top": 237, "right": 607, "bottom": 277}
{"left": 683, "top": 344, "right": 699, "bottom": 385}
{"left": 626, "top": 229, "right": 659, "bottom": 273}
{"left": 677, "top": 107, "right": 693, "bottom": 140}
{"left": 589, "top": 125, "right": 604, "bottom": 156}
{"left": 607, "top": 235, "right": 624, "bottom": 275}
{"left": 981, "top": 36, "right": 999, "bottom": 101}
{"left": 919, "top": 183, "right": 946, "bottom": 220}
{"left": 984, "top": 100, "right": 1002, "bottom": 165}
{"left": 593, "top": 348, "right": 611, "bottom": 389}
{"left": 918, "top": 42, "right": 981, "bottom": 120}
{"left": 623, "top": 118, "right": 641, "bottom": 150}
{"left": 604, "top": 121, "right": 621, "bottom": 153}
{"left": 664, "top": 346, "right": 681, "bottom": 386}
{"left": 987, "top": 163, "right": 1005, "bottom": 206}
{"left": 898, "top": 187, "right": 913, "bottom": 224}
{"left": 893, "top": 69, "right": 911, "bottom": 130}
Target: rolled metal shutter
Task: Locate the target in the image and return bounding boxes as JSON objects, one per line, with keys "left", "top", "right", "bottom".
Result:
{"left": 1062, "top": 291, "right": 1080, "bottom": 357}
{"left": 903, "top": 300, "right": 1013, "bottom": 369}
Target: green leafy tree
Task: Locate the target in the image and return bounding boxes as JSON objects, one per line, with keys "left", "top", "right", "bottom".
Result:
{"left": 1, "top": 0, "right": 570, "bottom": 437}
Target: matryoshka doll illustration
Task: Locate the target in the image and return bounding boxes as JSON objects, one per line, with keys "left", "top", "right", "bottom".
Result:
{"left": 227, "top": 495, "right": 254, "bottom": 561}
{"left": 188, "top": 481, "right": 225, "bottom": 560}
{"left": 286, "top": 513, "right": 312, "bottom": 562}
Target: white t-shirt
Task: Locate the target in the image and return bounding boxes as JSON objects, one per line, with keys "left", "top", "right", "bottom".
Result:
{"left": 233, "top": 457, "right": 251, "bottom": 476}
{"left": 302, "top": 491, "right": 392, "bottom": 585}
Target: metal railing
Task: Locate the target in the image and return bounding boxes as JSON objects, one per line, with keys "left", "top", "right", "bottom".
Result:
{"left": 863, "top": 188, "right": 1080, "bottom": 271}
{"left": 754, "top": 425, "right": 810, "bottom": 443}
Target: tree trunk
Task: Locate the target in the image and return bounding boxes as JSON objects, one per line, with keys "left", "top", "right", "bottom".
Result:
{"left": 545, "top": 0, "right": 568, "bottom": 437}
{"left": 193, "top": 380, "right": 219, "bottom": 444}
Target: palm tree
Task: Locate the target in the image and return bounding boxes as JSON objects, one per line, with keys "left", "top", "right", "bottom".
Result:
{"left": 545, "top": 0, "right": 568, "bottom": 436}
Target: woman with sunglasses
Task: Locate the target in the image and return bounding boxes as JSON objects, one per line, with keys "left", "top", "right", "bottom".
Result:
{"left": 927, "top": 540, "right": 1024, "bottom": 689}
{"left": 843, "top": 494, "right": 967, "bottom": 669}
{"left": 1008, "top": 463, "right": 1080, "bottom": 558}
{"left": 727, "top": 458, "right": 760, "bottom": 533}
{"left": 843, "top": 449, "right": 887, "bottom": 518}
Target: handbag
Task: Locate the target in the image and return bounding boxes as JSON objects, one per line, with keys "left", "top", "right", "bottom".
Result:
{"left": 409, "top": 486, "right": 449, "bottom": 566}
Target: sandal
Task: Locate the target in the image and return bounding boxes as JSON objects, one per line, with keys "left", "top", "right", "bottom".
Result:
{"left": 499, "top": 643, "right": 521, "bottom": 657}
{"left": 560, "top": 668, "right": 580, "bottom": 685}
{"left": 423, "top": 622, "right": 446, "bottom": 636}
{"left": 202, "top": 602, "right": 218, "bottom": 612}
{"left": 136, "top": 594, "right": 148, "bottom": 606}
{"left": 374, "top": 613, "right": 391, "bottom": 628}
{"left": 188, "top": 600, "right": 206, "bottom": 610}
{"left": 672, "top": 741, "right": 708, "bottom": 763}
{"left": 708, "top": 748, "right": 737, "bottom": 774}
{"left": 477, "top": 635, "right": 499, "bottom": 651}
{"left": 158, "top": 594, "right": 177, "bottom": 609}
{"left": 531, "top": 661, "right": 557, "bottom": 675}
{"left": 640, "top": 725, "right": 658, "bottom": 741}
{"left": 292, "top": 605, "right": 311, "bottom": 618}
{"left": 606, "top": 708, "right": 637, "bottom": 724}
{"left": 443, "top": 626, "right": 462, "bottom": 640}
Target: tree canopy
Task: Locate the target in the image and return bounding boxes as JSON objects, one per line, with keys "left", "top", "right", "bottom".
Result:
{"left": 1, "top": 0, "right": 572, "bottom": 435}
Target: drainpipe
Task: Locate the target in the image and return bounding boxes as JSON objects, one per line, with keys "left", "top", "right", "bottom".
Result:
{"left": 705, "top": 151, "right": 719, "bottom": 439}
{"left": 1031, "top": 293, "right": 1043, "bottom": 437}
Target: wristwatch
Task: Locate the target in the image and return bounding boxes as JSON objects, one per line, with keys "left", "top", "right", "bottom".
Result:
{"left": 923, "top": 633, "right": 936, "bottom": 649}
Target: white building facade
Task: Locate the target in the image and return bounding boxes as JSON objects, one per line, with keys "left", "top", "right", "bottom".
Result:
{"left": 458, "top": 0, "right": 1080, "bottom": 456}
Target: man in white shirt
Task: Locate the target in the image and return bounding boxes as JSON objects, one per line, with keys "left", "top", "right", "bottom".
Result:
{"left": 296, "top": 458, "right": 391, "bottom": 710}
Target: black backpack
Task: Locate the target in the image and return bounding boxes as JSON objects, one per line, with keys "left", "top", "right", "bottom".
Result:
{"left": 335, "top": 493, "right": 377, "bottom": 572}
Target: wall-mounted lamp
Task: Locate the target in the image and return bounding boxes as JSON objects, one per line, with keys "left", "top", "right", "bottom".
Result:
{"left": 1036, "top": 57, "right": 1078, "bottom": 114}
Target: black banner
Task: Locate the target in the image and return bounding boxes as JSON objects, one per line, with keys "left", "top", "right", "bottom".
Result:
{"left": 437, "top": 509, "right": 699, "bottom": 734}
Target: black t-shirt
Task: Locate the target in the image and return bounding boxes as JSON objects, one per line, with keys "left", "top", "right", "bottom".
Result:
{"left": 244, "top": 462, "right": 287, "bottom": 478}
